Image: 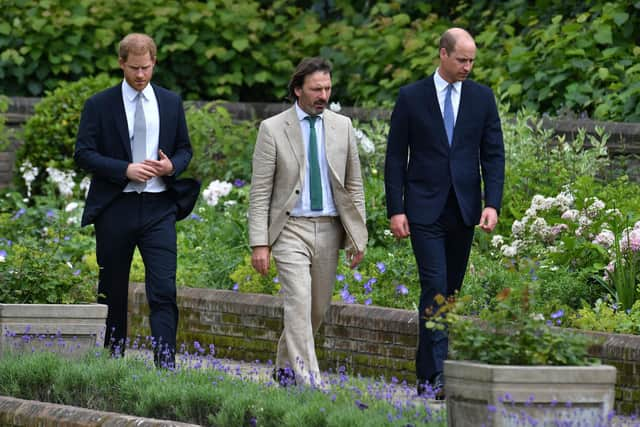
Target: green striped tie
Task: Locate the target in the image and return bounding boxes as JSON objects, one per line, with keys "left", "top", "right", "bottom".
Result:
{"left": 305, "top": 115, "right": 323, "bottom": 211}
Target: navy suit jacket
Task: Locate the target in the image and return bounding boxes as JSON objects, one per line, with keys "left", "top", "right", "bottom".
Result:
{"left": 385, "top": 76, "right": 505, "bottom": 226}
{"left": 75, "top": 83, "right": 200, "bottom": 226}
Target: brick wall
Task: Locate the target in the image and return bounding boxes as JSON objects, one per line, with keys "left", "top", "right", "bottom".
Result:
{"left": 128, "top": 283, "right": 640, "bottom": 415}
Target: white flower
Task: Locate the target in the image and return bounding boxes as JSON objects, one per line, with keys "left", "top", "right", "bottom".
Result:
{"left": 223, "top": 200, "right": 237, "bottom": 207}
{"left": 353, "top": 128, "right": 375, "bottom": 154}
{"left": 19, "top": 161, "right": 39, "bottom": 198}
{"left": 491, "top": 235, "right": 504, "bottom": 248}
{"left": 511, "top": 220, "right": 525, "bottom": 237}
{"left": 46, "top": 167, "right": 76, "bottom": 198}
{"left": 501, "top": 244, "right": 518, "bottom": 258}
{"left": 202, "top": 180, "right": 233, "bottom": 207}
{"left": 586, "top": 197, "right": 606, "bottom": 218}
{"left": 592, "top": 229, "right": 614, "bottom": 248}
{"left": 65, "top": 202, "right": 79, "bottom": 212}
{"left": 329, "top": 102, "right": 341, "bottom": 112}
{"left": 561, "top": 209, "right": 579, "bottom": 221}
{"left": 554, "top": 190, "right": 575, "bottom": 210}
{"left": 578, "top": 215, "right": 592, "bottom": 227}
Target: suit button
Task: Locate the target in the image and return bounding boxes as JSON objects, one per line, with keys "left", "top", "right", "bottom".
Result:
{"left": 295, "top": 189, "right": 300, "bottom": 194}
{"left": 286, "top": 211, "right": 290, "bottom": 216}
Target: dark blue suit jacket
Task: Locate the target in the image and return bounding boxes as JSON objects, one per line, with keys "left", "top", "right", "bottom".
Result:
{"left": 385, "top": 76, "right": 505, "bottom": 226}
{"left": 75, "top": 83, "right": 200, "bottom": 226}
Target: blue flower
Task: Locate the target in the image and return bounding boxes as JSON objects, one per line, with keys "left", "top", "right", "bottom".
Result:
{"left": 353, "top": 271, "right": 362, "bottom": 282}
{"left": 376, "top": 262, "right": 386, "bottom": 273}
{"left": 364, "top": 298, "right": 372, "bottom": 305}
{"left": 336, "top": 274, "right": 345, "bottom": 282}
{"left": 233, "top": 179, "right": 246, "bottom": 187}
{"left": 189, "top": 213, "right": 203, "bottom": 221}
{"left": 46, "top": 209, "right": 56, "bottom": 218}
{"left": 232, "top": 283, "right": 239, "bottom": 291}
{"left": 273, "top": 276, "right": 279, "bottom": 283}
{"left": 12, "top": 208, "right": 26, "bottom": 220}
{"left": 395, "top": 284, "right": 408, "bottom": 295}
{"left": 550, "top": 309, "right": 564, "bottom": 319}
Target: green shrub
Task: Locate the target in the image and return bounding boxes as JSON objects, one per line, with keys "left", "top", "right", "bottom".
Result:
{"left": 1, "top": 1, "right": 638, "bottom": 121}
{"left": 185, "top": 103, "right": 257, "bottom": 183}
{"left": 17, "top": 74, "right": 119, "bottom": 194}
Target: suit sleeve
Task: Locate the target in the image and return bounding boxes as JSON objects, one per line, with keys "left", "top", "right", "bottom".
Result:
{"left": 479, "top": 91, "right": 505, "bottom": 214}
{"left": 74, "top": 96, "right": 129, "bottom": 185}
{"left": 345, "top": 120, "right": 366, "bottom": 223}
{"left": 248, "top": 120, "right": 277, "bottom": 248}
{"left": 384, "top": 88, "right": 410, "bottom": 218}
{"left": 165, "top": 95, "right": 192, "bottom": 181}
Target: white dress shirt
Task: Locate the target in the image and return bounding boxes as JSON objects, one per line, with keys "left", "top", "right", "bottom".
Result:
{"left": 121, "top": 80, "right": 166, "bottom": 193}
{"left": 290, "top": 102, "right": 338, "bottom": 217}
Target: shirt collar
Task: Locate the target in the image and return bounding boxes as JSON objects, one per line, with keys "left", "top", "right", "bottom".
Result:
{"left": 122, "top": 80, "right": 153, "bottom": 102}
{"left": 295, "top": 102, "right": 324, "bottom": 122}
{"left": 434, "top": 68, "right": 462, "bottom": 93}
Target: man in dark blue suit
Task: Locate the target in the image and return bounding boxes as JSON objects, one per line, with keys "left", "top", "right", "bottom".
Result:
{"left": 75, "top": 33, "right": 199, "bottom": 368}
{"left": 384, "top": 28, "right": 505, "bottom": 398}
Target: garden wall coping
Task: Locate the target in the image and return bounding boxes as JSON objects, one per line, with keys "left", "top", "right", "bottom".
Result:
{"left": 0, "top": 395, "right": 199, "bottom": 427}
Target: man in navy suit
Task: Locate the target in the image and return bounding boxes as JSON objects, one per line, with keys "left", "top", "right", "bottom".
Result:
{"left": 75, "top": 33, "right": 199, "bottom": 368}
{"left": 384, "top": 28, "right": 505, "bottom": 398}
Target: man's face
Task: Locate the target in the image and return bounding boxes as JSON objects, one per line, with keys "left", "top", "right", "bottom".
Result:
{"left": 119, "top": 52, "right": 156, "bottom": 91}
{"left": 294, "top": 71, "right": 331, "bottom": 115}
{"left": 439, "top": 38, "right": 476, "bottom": 83}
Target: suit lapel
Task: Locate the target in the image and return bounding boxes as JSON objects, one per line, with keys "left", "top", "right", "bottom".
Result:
{"left": 153, "top": 84, "right": 168, "bottom": 153}
{"left": 323, "top": 111, "right": 341, "bottom": 184}
{"left": 422, "top": 78, "right": 450, "bottom": 149}
{"left": 282, "top": 107, "right": 305, "bottom": 183}
{"left": 110, "top": 85, "right": 132, "bottom": 160}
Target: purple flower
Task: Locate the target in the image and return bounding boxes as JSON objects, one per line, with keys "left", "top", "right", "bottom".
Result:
{"left": 376, "top": 262, "right": 386, "bottom": 273}
{"left": 12, "top": 208, "right": 26, "bottom": 220}
{"left": 364, "top": 298, "right": 372, "bottom": 305}
{"left": 353, "top": 271, "right": 362, "bottom": 282}
{"left": 336, "top": 274, "right": 345, "bottom": 282}
{"left": 395, "top": 284, "right": 408, "bottom": 295}
{"left": 233, "top": 179, "right": 246, "bottom": 187}
{"left": 363, "top": 278, "right": 376, "bottom": 294}
{"left": 354, "top": 399, "right": 368, "bottom": 410}
{"left": 550, "top": 309, "right": 564, "bottom": 319}
{"left": 189, "top": 213, "right": 203, "bottom": 221}
{"left": 232, "top": 283, "right": 239, "bottom": 291}
{"left": 273, "top": 276, "right": 279, "bottom": 283}
{"left": 340, "top": 285, "right": 356, "bottom": 304}
{"left": 73, "top": 269, "right": 81, "bottom": 276}
{"left": 46, "top": 209, "right": 56, "bottom": 218}
{"left": 0, "top": 249, "right": 6, "bottom": 258}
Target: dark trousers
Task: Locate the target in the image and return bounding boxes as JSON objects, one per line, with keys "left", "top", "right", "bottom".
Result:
{"left": 95, "top": 191, "right": 178, "bottom": 366}
{"left": 410, "top": 190, "right": 474, "bottom": 382}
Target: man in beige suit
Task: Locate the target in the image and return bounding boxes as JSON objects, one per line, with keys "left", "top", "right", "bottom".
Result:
{"left": 249, "top": 57, "right": 367, "bottom": 386}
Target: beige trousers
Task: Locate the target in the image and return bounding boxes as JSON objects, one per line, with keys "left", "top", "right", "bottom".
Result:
{"left": 271, "top": 216, "right": 344, "bottom": 385}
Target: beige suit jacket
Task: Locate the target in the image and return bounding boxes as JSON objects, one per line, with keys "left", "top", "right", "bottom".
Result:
{"left": 249, "top": 106, "right": 367, "bottom": 254}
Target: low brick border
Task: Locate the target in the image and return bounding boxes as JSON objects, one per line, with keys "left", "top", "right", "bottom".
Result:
{"left": 0, "top": 395, "right": 198, "bottom": 426}
{"left": 127, "top": 283, "right": 640, "bottom": 415}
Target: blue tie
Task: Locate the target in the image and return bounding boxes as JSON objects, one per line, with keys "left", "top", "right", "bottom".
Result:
{"left": 443, "top": 84, "right": 454, "bottom": 145}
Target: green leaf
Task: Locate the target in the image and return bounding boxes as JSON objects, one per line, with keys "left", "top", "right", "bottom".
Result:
{"left": 612, "top": 12, "right": 629, "bottom": 26}
{"left": 593, "top": 25, "right": 613, "bottom": 45}
{"left": 0, "top": 22, "right": 10, "bottom": 35}
{"left": 231, "top": 38, "right": 249, "bottom": 52}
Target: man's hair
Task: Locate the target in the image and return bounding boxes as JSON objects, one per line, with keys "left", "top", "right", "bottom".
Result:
{"left": 119, "top": 33, "right": 157, "bottom": 61}
{"left": 287, "top": 57, "right": 332, "bottom": 102}
{"left": 439, "top": 31, "right": 458, "bottom": 55}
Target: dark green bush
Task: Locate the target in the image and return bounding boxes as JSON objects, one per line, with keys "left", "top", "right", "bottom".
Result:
{"left": 1, "top": 1, "right": 638, "bottom": 121}
{"left": 17, "top": 74, "right": 119, "bottom": 194}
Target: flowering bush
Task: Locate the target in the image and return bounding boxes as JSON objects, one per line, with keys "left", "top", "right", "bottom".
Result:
{"left": 429, "top": 286, "right": 595, "bottom": 366}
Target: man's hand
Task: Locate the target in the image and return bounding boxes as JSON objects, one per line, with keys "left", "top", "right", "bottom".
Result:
{"left": 251, "top": 246, "right": 271, "bottom": 276}
{"left": 142, "top": 149, "right": 175, "bottom": 177}
{"left": 126, "top": 162, "right": 157, "bottom": 183}
{"left": 390, "top": 213, "right": 410, "bottom": 239}
{"left": 347, "top": 250, "right": 364, "bottom": 269}
{"left": 478, "top": 207, "right": 498, "bottom": 233}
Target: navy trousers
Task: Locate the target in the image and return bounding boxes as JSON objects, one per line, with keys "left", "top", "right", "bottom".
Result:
{"left": 410, "top": 190, "right": 474, "bottom": 382}
{"left": 94, "top": 191, "right": 178, "bottom": 366}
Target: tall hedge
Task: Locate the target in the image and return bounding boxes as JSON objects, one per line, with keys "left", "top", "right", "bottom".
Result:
{"left": 1, "top": 0, "right": 638, "bottom": 121}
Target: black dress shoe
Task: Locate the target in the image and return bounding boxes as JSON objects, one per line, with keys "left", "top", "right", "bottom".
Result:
{"left": 430, "top": 372, "right": 445, "bottom": 400}
{"left": 272, "top": 367, "right": 296, "bottom": 387}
